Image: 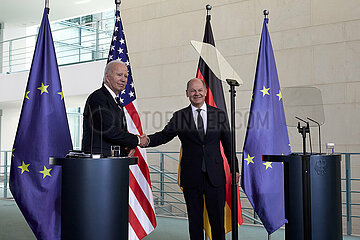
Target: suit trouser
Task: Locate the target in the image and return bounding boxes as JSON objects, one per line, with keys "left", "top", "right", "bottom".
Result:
{"left": 183, "top": 172, "right": 226, "bottom": 240}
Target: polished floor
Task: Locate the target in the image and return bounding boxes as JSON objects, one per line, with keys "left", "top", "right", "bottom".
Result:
{"left": 1, "top": 198, "right": 359, "bottom": 240}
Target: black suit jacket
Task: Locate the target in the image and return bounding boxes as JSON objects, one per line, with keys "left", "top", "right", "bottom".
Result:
{"left": 148, "top": 104, "right": 238, "bottom": 188}
{"left": 82, "top": 85, "right": 138, "bottom": 156}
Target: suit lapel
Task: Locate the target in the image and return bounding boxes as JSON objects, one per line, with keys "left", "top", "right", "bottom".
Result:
{"left": 101, "top": 86, "right": 127, "bottom": 128}
{"left": 185, "top": 105, "right": 196, "bottom": 130}
{"left": 101, "top": 86, "right": 121, "bottom": 113}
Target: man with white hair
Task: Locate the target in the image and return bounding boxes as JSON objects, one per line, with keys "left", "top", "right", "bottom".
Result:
{"left": 82, "top": 60, "right": 146, "bottom": 156}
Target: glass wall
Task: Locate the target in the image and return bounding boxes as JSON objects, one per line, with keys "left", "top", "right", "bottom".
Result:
{"left": 1, "top": 10, "right": 116, "bottom": 73}
{"left": 67, "top": 107, "right": 83, "bottom": 150}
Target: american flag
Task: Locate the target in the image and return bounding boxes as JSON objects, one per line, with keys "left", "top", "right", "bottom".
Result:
{"left": 107, "top": 10, "right": 157, "bottom": 239}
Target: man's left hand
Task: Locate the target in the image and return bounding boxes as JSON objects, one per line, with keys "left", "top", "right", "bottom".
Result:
{"left": 128, "top": 149, "right": 136, "bottom": 157}
{"left": 236, "top": 172, "right": 240, "bottom": 184}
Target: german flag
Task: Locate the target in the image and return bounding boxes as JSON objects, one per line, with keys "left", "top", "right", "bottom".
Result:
{"left": 196, "top": 13, "right": 243, "bottom": 239}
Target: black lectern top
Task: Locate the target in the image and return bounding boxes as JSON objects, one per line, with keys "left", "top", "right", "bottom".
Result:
{"left": 49, "top": 157, "right": 138, "bottom": 166}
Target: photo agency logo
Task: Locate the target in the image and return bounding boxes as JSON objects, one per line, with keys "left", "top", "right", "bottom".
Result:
{"left": 137, "top": 110, "right": 271, "bottom": 132}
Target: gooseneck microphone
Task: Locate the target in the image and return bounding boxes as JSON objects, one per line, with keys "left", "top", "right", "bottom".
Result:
{"left": 295, "top": 116, "right": 312, "bottom": 155}
{"left": 99, "top": 106, "right": 103, "bottom": 158}
{"left": 307, "top": 117, "right": 321, "bottom": 154}
{"left": 89, "top": 104, "right": 94, "bottom": 157}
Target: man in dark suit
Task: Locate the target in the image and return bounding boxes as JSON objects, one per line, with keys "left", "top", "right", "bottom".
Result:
{"left": 82, "top": 60, "right": 146, "bottom": 157}
{"left": 143, "top": 78, "right": 239, "bottom": 240}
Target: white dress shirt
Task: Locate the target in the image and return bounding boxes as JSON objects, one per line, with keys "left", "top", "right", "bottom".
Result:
{"left": 104, "top": 83, "right": 120, "bottom": 106}
{"left": 191, "top": 103, "right": 207, "bottom": 133}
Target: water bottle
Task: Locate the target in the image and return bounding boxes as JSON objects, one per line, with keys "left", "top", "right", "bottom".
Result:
{"left": 326, "top": 142, "right": 335, "bottom": 155}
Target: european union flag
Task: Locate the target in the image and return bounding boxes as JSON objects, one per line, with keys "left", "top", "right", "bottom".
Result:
{"left": 240, "top": 17, "right": 291, "bottom": 234}
{"left": 9, "top": 8, "right": 72, "bottom": 240}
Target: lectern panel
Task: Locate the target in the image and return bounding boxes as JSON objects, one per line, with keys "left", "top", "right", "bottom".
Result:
{"left": 263, "top": 154, "right": 342, "bottom": 240}
{"left": 50, "top": 157, "right": 137, "bottom": 240}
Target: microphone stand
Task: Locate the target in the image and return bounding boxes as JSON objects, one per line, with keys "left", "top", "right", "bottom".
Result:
{"left": 226, "top": 78, "right": 239, "bottom": 240}
{"left": 295, "top": 117, "right": 310, "bottom": 155}
{"left": 295, "top": 116, "right": 312, "bottom": 240}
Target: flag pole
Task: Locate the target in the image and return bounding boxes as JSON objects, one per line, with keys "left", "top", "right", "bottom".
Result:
{"left": 115, "top": 0, "right": 121, "bottom": 11}
{"left": 205, "top": 6, "right": 212, "bottom": 240}
{"left": 264, "top": 9, "right": 270, "bottom": 240}
{"left": 45, "top": 0, "right": 49, "bottom": 8}
{"left": 226, "top": 78, "right": 240, "bottom": 240}
{"left": 264, "top": 10, "right": 272, "bottom": 240}
{"left": 263, "top": 10, "right": 277, "bottom": 240}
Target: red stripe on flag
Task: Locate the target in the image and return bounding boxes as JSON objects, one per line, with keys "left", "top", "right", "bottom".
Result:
{"left": 125, "top": 102, "right": 152, "bottom": 186}
{"left": 125, "top": 102, "right": 143, "bottom": 136}
{"left": 129, "top": 170, "right": 157, "bottom": 227}
{"left": 221, "top": 145, "right": 242, "bottom": 223}
{"left": 129, "top": 206, "right": 147, "bottom": 239}
{"left": 221, "top": 147, "right": 232, "bottom": 206}
{"left": 196, "top": 69, "right": 217, "bottom": 108}
{"left": 237, "top": 184, "right": 242, "bottom": 223}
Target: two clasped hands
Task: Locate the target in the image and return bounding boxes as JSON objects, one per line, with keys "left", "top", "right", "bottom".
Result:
{"left": 139, "top": 134, "right": 149, "bottom": 148}
{"left": 127, "top": 134, "right": 149, "bottom": 157}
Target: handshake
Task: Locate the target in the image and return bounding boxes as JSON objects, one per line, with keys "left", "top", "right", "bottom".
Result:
{"left": 138, "top": 134, "right": 149, "bottom": 148}
{"left": 127, "top": 134, "right": 149, "bottom": 157}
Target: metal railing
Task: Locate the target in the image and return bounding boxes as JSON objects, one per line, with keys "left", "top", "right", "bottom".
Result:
{"left": 343, "top": 153, "right": 360, "bottom": 235}
{"left": 1, "top": 150, "right": 359, "bottom": 234}
{"left": 147, "top": 150, "right": 186, "bottom": 217}
{"left": 0, "top": 16, "right": 117, "bottom": 74}
{"left": 146, "top": 151, "right": 360, "bottom": 235}
{"left": 0, "top": 151, "right": 11, "bottom": 199}
{"left": 146, "top": 150, "right": 265, "bottom": 224}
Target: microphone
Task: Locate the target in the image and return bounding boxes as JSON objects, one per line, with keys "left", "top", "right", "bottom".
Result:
{"left": 89, "top": 104, "right": 94, "bottom": 157}
{"left": 99, "top": 106, "right": 103, "bottom": 158}
{"left": 307, "top": 117, "right": 322, "bottom": 154}
{"left": 295, "top": 116, "right": 312, "bottom": 155}
{"left": 309, "top": 123, "right": 312, "bottom": 155}
{"left": 295, "top": 116, "right": 308, "bottom": 125}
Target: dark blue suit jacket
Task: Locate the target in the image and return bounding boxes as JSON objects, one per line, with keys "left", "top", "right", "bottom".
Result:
{"left": 148, "top": 104, "right": 238, "bottom": 188}
{"left": 82, "top": 85, "right": 138, "bottom": 157}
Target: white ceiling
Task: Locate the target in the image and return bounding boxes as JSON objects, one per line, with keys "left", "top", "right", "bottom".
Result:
{"left": 0, "top": 0, "right": 116, "bottom": 26}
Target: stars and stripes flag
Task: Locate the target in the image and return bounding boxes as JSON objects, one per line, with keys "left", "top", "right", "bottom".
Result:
{"left": 240, "top": 17, "right": 291, "bottom": 234}
{"left": 107, "top": 10, "right": 157, "bottom": 239}
{"left": 9, "top": 7, "right": 73, "bottom": 239}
